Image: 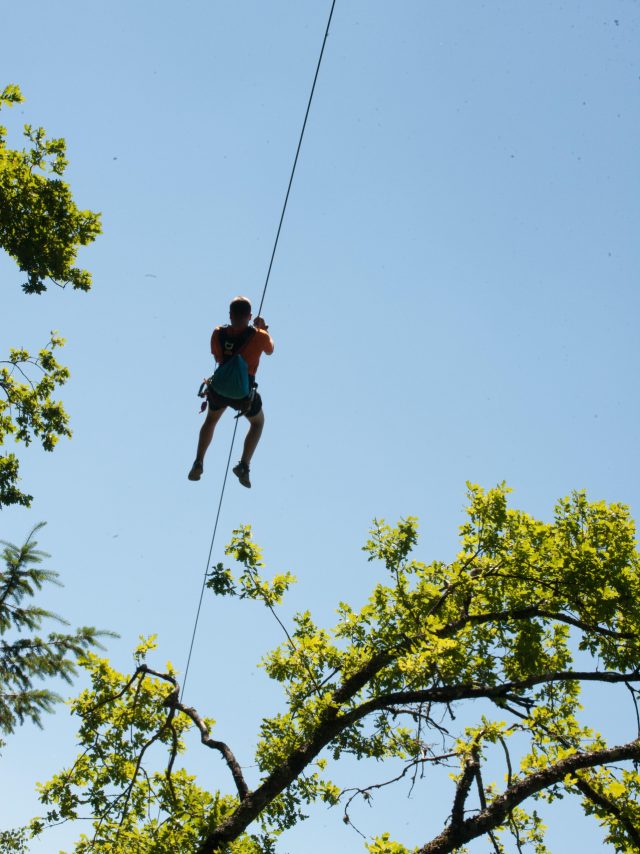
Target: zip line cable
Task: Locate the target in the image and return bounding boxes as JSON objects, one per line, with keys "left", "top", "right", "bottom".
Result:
{"left": 181, "top": 0, "right": 337, "bottom": 699}
{"left": 182, "top": 418, "right": 239, "bottom": 699}
{"left": 257, "top": 0, "right": 337, "bottom": 317}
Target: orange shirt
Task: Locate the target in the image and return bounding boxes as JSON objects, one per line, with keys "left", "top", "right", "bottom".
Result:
{"left": 211, "top": 326, "right": 274, "bottom": 376}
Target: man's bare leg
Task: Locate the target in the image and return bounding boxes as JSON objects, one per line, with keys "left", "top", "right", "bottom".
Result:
{"left": 241, "top": 409, "right": 264, "bottom": 466}
{"left": 188, "top": 406, "right": 226, "bottom": 480}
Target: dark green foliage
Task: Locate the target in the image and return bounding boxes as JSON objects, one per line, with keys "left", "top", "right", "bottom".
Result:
{"left": 0, "top": 523, "right": 111, "bottom": 736}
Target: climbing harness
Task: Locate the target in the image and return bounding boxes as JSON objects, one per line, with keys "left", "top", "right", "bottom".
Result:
{"left": 182, "top": 0, "right": 337, "bottom": 700}
{"left": 197, "top": 326, "right": 257, "bottom": 415}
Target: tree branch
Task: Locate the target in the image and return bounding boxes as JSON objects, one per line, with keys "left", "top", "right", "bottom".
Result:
{"left": 574, "top": 776, "right": 640, "bottom": 849}
{"left": 442, "top": 606, "right": 635, "bottom": 641}
{"left": 473, "top": 763, "right": 502, "bottom": 854}
{"left": 348, "top": 669, "right": 640, "bottom": 723}
{"left": 137, "top": 666, "right": 249, "bottom": 801}
{"left": 172, "top": 699, "right": 249, "bottom": 800}
{"left": 418, "top": 739, "right": 640, "bottom": 854}
{"left": 195, "top": 664, "right": 640, "bottom": 852}
{"left": 342, "top": 752, "right": 457, "bottom": 829}
{"left": 450, "top": 744, "right": 479, "bottom": 827}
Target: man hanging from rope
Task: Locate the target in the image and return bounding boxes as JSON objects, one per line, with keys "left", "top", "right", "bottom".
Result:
{"left": 188, "top": 296, "right": 274, "bottom": 488}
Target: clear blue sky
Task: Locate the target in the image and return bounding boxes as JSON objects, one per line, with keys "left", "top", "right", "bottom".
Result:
{"left": 1, "top": 1, "right": 639, "bottom": 851}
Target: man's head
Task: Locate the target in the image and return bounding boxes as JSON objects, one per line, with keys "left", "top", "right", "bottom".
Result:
{"left": 229, "top": 296, "right": 252, "bottom": 330}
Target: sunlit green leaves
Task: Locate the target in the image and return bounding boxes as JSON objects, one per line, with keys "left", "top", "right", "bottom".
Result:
{"left": 0, "top": 83, "right": 101, "bottom": 294}
{"left": 0, "top": 333, "right": 71, "bottom": 507}
{"left": 207, "top": 525, "right": 296, "bottom": 607}
{"left": 30, "top": 642, "right": 268, "bottom": 853}
{"left": 25, "top": 486, "right": 640, "bottom": 851}
{"left": 366, "top": 833, "right": 414, "bottom": 854}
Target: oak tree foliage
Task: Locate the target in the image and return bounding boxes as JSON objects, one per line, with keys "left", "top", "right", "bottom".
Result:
{"left": 0, "top": 333, "right": 71, "bottom": 508}
{"left": 0, "top": 84, "right": 101, "bottom": 294}
{"left": 21, "top": 485, "right": 640, "bottom": 853}
{"left": 0, "top": 82, "right": 101, "bottom": 508}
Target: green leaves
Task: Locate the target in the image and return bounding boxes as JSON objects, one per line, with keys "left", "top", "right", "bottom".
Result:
{"left": 24, "top": 486, "right": 640, "bottom": 852}
{"left": 0, "top": 524, "right": 109, "bottom": 734}
{"left": 365, "top": 833, "right": 414, "bottom": 854}
{"left": 0, "top": 85, "right": 100, "bottom": 504}
{"left": 0, "top": 85, "right": 24, "bottom": 109}
{"left": 0, "top": 83, "right": 101, "bottom": 293}
{"left": 363, "top": 517, "right": 419, "bottom": 570}
{"left": 206, "top": 525, "right": 296, "bottom": 608}
{"left": 0, "top": 332, "right": 71, "bottom": 507}
{"left": 30, "top": 644, "right": 266, "bottom": 853}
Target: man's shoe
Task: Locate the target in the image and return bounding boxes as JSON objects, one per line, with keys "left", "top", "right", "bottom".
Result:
{"left": 233, "top": 461, "right": 251, "bottom": 488}
{"left": 188, "top": 460, "right": 204, "bottom": 481}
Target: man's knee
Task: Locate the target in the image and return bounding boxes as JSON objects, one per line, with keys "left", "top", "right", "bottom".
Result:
{"left": 248, "top": 411, "right": 264, "bottom": 430}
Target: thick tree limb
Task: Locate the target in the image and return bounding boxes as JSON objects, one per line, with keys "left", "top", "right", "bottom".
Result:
{"left": 157, "top": 580, "right": 638, "bottom": 851}
{"left": 136, "top": 667, "right": 248, "bottom": 801}
{"left": 451, "top": 745, "right": 479, "bottom": 826}
{"left": 172, "top": 699, "right": 249, "bottom": 800}
{"left": 348, "top": 669, "right": 640, "bottom": 722}
{"left": 195, "top": 668, "right": 640, "bottom": 852}
{"left": 418, "top": 739, "right": 640, "bottom": 854}
{"left": 441, "top": 606, "right": 635, "bottom": 641}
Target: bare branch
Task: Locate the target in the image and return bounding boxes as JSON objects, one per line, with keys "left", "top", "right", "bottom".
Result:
{"left": 342, "top": 752, "right": 457, "bottom": 828}
{"left": 496, "top": 733, "right": 524, "bottom": 850}
{"left": 626, "top": 682, "right": 640, "bottom": 739}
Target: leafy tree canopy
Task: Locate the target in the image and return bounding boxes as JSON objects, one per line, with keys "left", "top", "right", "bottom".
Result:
{"left": 0, "top": 84, "right": 101, "bottom": 294}
{"left": 1, "top": 82, "right": 101, "bottom": 508}
{"left": 20, "top": 485, "right": 640, "bottom": 853}
{"left": 0, "top": 333, "right": 70, "bottom": 508}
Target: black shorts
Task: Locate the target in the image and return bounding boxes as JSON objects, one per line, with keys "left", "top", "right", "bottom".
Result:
{"left": 207, "top": 389, "right": 263, "bottom": 418}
